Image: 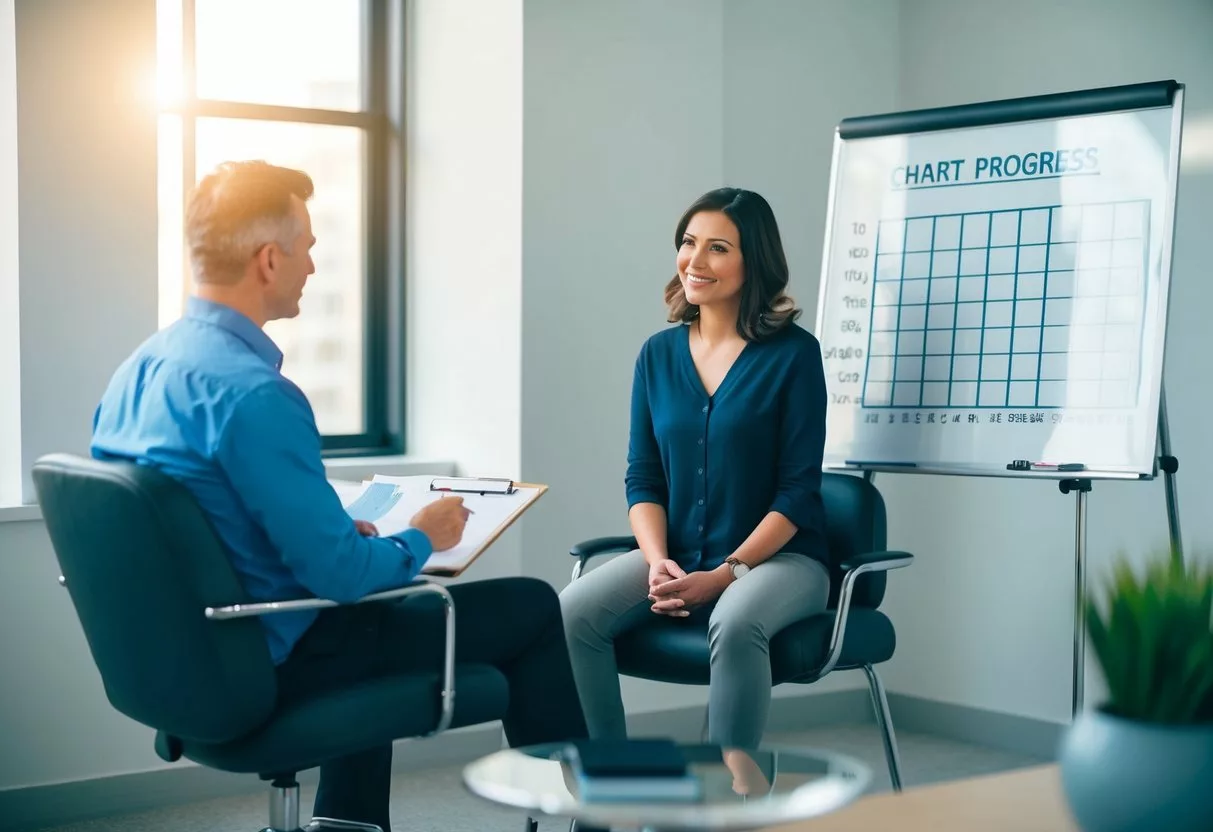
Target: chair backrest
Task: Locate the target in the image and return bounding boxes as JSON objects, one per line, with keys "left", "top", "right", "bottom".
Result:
{"left": 31, "top": 453, "right": 277, "bottom": 745}
{"left": 820, "top": 472, "right": 888, "bottom": 609}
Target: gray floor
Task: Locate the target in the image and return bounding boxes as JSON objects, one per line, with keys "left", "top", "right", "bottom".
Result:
{"left": 34, "top": 724, "right": 1048, "bottom": 832}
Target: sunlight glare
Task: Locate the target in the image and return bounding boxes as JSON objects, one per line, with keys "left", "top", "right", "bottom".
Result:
{"left": 155, "top": 0, "right": 184, "bottom": 109}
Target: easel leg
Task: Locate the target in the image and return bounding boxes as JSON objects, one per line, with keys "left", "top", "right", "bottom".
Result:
{"left": 1060, "top": 478, "right": 1092, "bottom": 719}
{"left": 1158, "top": 387, "right": 1183, "bottom": 564}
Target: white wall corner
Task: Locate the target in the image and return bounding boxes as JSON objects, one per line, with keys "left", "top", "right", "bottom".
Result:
{"left": 404, "top": 0, "right": 524, "bottom": 578}
{"left": 0, "top": 0, "right": 22, "bottom": 507}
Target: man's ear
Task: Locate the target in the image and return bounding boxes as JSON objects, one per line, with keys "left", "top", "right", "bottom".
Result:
{"left": 254, "top": 243, "right": 277, "bottom": 282}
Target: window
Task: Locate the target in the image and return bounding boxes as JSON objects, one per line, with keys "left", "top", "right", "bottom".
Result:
{"left": 156, "top": 0, "right": 398, "bottom": 453}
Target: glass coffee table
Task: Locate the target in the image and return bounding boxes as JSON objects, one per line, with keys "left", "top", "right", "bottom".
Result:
{"left": 463, "top": 741, "right": 870, "bottom": 831}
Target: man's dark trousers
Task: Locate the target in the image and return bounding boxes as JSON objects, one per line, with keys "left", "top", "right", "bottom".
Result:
{"left": 276, "top": 576, "right": 591, "bottom": 830}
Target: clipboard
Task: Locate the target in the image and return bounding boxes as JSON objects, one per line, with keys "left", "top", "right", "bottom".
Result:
{"left": 429, "top": 476, "right": 516, "bottom": 495}
{"left": 336, "top": 475, "right": 548, "bottom": 578}
{"left": 424, "top": 480, "right": 548, "bottom": 578}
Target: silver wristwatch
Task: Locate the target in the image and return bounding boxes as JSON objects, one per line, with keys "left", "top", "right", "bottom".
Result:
{"left": 726, "top": 556, "right": 751, "bottom": 580}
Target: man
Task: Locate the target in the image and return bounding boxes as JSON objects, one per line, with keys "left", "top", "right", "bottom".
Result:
{"left": 91, "top": 160, "right": 596, "bottom": 831}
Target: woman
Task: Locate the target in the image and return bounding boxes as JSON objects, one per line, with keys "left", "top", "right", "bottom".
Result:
{"left": 559, "top": 187, "right": 831, "bottom": 749}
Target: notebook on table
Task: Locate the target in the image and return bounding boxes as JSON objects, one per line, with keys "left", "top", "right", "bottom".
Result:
{"left": 563, "top": 738, "right": 703, "bottom": 803}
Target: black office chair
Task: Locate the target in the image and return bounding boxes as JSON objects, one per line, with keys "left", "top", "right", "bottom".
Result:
{"left": 568, "top": 472, "right": 913, "bottom": 791}
{"left": 31, "top": 453, "right": 520, "bottom": 832}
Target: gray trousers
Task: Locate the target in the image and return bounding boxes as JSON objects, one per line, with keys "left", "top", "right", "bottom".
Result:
{"left": 558, "top": 550, "right": 830, "bottom": 748}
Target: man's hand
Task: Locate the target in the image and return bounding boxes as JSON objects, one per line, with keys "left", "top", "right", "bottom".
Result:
{"left": 648, "top": 569, "right": 729, "bottom": 617}
{"left": 354, "top": 520, "right": 379, "bottom": 537}
{"left": 648, "top": 558, "right": 686, "bottom": 590}
{"left": 409, "top": 497, "right": 470, "bottom": 551}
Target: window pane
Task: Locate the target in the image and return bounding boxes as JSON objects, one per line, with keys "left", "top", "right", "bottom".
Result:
{"left": 194, "top": 0, "right": 363, "bottom": 111}
{"left": 196, "top": 118, "right": 367, "bottom": 436}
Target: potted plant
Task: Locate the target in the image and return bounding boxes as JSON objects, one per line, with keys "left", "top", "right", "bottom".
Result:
{"left": 1059, "top": 550, "right": 1213, "bottom": 831}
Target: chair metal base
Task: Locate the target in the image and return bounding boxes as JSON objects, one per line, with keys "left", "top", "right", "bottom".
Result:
{"left": 862, "top": 663, "right": 903, "bottom": 791}
{"left": 521, "top": 816, "right": 583, "bottom": 831}
{"left": 261, "top": 777, "right": 383, "bottom": 832}
{"left": 260, "top": 823, "right": 380, "bottom": 832}
{"left": 305, "top": 819, "right": 383, "bottom": 831}
{"left": 701, "top": 666, "right": 903, "bottom": 792}
{"left": 260, "top": 817, "right": 382, "bottom": 832}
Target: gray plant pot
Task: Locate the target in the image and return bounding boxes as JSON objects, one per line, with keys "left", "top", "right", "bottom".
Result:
{"left": 1059, "top": 706, "right": 1213, "bottom": 831}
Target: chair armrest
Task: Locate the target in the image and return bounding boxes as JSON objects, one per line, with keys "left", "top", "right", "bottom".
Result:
{"left": 569, "top": 536, "right": 639, "bottom": 559}
{"left": 568, "top": 536, "right": 639, "bottom": 582}
{"left": 839, "top": 550, "right": 914, "bottom": 573}
{"left": 205, "top": 580, "right": 457, "bottom": 735}
{"left": 201, "top": 580, "right": 445, "bottom": 620}
{"left": 802, "top": 550, "right": 915, "bottom": 683}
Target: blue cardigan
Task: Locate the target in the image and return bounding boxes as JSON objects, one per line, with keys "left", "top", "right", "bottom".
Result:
{"left": 625, "top": 322, "right": 830, "bottom": 572}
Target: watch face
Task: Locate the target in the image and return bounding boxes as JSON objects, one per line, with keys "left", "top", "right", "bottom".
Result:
{"left": 733, "top": 562, "right": 750, "bottom": 578}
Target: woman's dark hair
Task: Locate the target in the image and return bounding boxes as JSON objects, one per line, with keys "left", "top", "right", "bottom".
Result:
{"left": 664, "top": 187, "right": 801, "bottom": 341}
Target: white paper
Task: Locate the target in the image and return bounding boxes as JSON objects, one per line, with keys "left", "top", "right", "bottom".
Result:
{"left": 365, "top": 474, "right": 539, "bottom": 573}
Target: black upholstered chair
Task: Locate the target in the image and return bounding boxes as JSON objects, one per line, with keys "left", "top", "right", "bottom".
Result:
{"left": 31, "top": 453, "right": 517, "bottom": 832}
{"left": 568, "top": 472, "right": 912, "bottom": 790}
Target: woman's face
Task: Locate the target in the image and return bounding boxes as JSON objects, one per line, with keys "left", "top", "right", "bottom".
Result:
{"left": 676, "top": 210, "right": 744, "bottom": 309}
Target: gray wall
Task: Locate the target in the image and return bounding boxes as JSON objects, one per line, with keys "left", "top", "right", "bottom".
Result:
{"left": 15, "top": 0, "right": 160, "bottom": 505}
{"left": 1, "top": 0, "right": 160, "bottom": 789}
{"left": 722, "top": 0, "right": 900, "bottom": 329}
{"left": 878, "top": 0, "right": 1213, "bottom": 722}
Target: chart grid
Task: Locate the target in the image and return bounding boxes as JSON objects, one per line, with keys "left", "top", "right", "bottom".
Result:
{"left": 861, "top": 201, "right": 1149, "bottom": 409}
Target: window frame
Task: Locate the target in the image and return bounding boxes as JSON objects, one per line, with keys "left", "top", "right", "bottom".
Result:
{"left": 164, "top": 0, "right": 401, "bottom": 456}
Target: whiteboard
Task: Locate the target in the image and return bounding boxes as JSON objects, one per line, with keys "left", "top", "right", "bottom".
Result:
{"left": 814, "top": 81, "right": 1184, "bottom": 480}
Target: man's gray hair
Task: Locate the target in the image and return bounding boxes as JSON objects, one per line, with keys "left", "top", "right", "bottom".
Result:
{"left": 185, "top": 161, "right": 314, "bottom": 285}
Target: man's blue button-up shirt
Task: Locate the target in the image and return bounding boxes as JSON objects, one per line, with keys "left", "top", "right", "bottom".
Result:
{"left": 91, "top": 297, "right": 432, "bottom": 664}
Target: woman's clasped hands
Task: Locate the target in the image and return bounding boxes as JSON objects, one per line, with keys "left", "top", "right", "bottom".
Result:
{"left": 647, "top": 557, "right": 729, "bottom": 616}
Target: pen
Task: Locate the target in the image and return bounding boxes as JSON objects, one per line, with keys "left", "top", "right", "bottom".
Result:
{"left": 439, "top": 493, "right": 475, "bottom": 514}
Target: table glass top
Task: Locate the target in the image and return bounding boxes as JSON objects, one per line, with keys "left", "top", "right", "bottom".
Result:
{"left": 463, "top": 741, "right": 870, "bottom": 830}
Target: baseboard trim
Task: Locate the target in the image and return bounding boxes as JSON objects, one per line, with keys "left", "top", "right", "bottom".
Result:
{"left": 0, "top": 689, "right": 1064, "bottom": 831}
{"left": 887, "top": 693, "right": 1064, "bottom": 760}
{"left": 625, "top": 688, "right": 875, "bottom": 742}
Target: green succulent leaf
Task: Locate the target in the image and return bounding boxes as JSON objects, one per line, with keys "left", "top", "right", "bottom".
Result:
{"left": 1085, "top": 548, "right": 1213, "bottom": 725}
